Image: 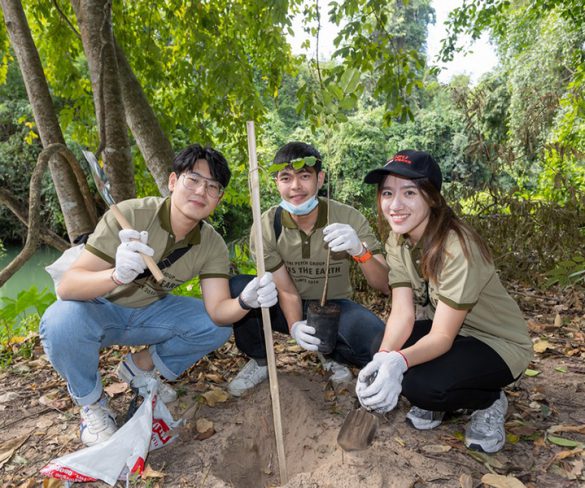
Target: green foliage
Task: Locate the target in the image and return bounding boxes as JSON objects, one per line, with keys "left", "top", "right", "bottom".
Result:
{"left": 544, "top": 256, "right": 585, "bottom": 289}
{"left": 0, "top": 286, "right": 55, "bottom": 345}
{"left": 0, "top": 9, "right": 10, "bottom": 85}
{"left": 267, "top": 155, "right": 318, "bottom": 174}
{"left": 0, "top": 62, "right": 66, "bottom": 243}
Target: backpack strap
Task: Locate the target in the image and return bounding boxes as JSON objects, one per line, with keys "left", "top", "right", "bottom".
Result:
{"left": 273, "top": 206, "right": 283, "bottom": 242}
{"left": 135, "top": 221, "right": 202, "bottom": 281}
{"left": 135, "top": 245, "right": 192, "bottom": 281}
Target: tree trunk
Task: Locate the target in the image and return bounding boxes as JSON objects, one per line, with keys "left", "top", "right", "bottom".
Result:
{"left": 71, "top": 0, "right": 135, "bottom": 202}
{"left": 0, "top": 144, "right": 68, "bottom": 286}
{"left": 115, "top": 39, "right": 173, "bottom": 196}
{"left": 0, "top": 188, "right": 70, "bottom": 252}
{"left": 1, "top": 0, "right": 97, "bottom": 243}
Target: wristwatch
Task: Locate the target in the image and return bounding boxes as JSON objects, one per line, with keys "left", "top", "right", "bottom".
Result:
{"left": 352, "top": 242, "right": 373, "bottom": 263}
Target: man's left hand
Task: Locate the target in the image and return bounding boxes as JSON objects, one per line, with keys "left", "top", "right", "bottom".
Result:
{"left": 239, "top": 273, "right": 278, "bottom": 309}
{"left": 323, "top": 223, "right": 363, "bottom": 256}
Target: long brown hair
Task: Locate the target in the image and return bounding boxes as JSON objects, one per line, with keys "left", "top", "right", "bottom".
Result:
{"left": 377, "top": 178, "right": 492, "bottom": 284}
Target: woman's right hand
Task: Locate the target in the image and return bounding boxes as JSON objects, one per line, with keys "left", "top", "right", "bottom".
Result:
{"left": 355, "top": 351, "right": 408, "bottom": 413}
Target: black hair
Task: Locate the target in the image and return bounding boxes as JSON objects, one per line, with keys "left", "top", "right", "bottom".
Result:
{"left": 173, "top": 144, "right": 231, "bottom": 188}
{"left": 273, "top": 141, "right": 323, "bottom": 173}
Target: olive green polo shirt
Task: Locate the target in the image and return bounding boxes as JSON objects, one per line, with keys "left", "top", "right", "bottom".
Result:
{"left": 86, "top": 197, "right": 229, "bottom": 308}
{"left": 385, "top": 231, "right": 533, "bottom": 378}
{"left": 251, "top": 198, "right": 382, "bottom": 300}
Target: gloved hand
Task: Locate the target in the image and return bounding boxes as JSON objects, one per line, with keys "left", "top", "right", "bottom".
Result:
{"left": 323, "top": 223, "right": 363, "bottom": 256}
{"left": 239, "top": 273, "right": 278, "bottom": 309}
{"left": 113, "top": 229, "right": 155, "bottom": 284}
{"left": 290, "top": 320, "right": 320, "bottom": 352}
{"left": 355, "top": 351, "right": 408, "bottom": 413}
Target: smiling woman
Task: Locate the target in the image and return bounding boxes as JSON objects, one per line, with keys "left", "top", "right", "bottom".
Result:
{"left": 357, "top": 149, "right": 533, "bottom": 454}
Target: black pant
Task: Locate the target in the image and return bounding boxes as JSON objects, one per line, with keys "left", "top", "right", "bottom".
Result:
{"left": 229, "top": 275, "right": 385, "bottom": 368}
{"left": 401, "top": 320, "right": 515, "bottom": 411}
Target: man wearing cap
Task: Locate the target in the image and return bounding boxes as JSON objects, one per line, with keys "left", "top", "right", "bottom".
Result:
{"left": 355, "top": 149, "right": 532, "bottom": 453}
{"left": 227, "top": 141, "right": 390, "bottom": 396}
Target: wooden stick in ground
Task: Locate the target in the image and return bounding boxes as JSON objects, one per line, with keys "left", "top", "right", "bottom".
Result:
{"left": 246, "top": 121, "right": 288, "bottom": 484}
{"left": 320, "top": 172, "right": 332, "bottom": 307}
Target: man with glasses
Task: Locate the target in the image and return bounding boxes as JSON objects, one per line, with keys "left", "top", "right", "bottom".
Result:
{"left": 228, "top": 141, "right": 389, "bottom": 396}
{"left": 40, "top": 144, "right": 277, "bottom": 446}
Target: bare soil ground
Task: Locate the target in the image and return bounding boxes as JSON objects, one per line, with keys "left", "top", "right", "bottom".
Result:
{"left": 1, "top": 284, "right": 584, "bottom": 487}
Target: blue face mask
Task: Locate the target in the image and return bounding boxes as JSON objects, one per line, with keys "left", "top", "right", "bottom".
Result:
{"left": 279, "top": 194, "right": 319, "bottom": 215}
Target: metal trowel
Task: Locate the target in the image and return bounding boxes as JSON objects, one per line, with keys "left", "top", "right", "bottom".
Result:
{"left": 337, "top": 372, "right": 381, "bottom": 451}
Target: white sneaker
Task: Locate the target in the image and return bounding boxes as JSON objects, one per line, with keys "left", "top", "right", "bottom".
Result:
{"left": 406, "top": 406, "right": 445, "bottom": 430}
{"left": 465, "top": 391, "right": 508, "bottom": 453}
{"left": 116, "top": 354, "right": 177, "bottom": 403}
{"left": 80, "top": 396, "right": 117, "bottom": 446}
{"left": 318, "top": 353, "right": 352, "bottom": 387}
{"left": 228, "top": 359, "right": 268, "bottom": 397}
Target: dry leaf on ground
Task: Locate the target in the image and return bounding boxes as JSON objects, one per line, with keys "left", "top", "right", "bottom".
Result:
{"left": 421, "top": 444, "right": 451, "bottom": 454}
{"left": 0, "top": 432, "right": 31, "bottom": 468}
{"left": 142, "top": 464, "right": 165, "bottom": 479}
{"left": 0, "top": 392, "right": 19, "bottom": 403}
{"left": 459, "top": 473, "right": 473, "bottom": 488}
{"left": 533, "top": 340, "right": 551, "bottom": 353}
{"left": 481, "top": 473, "right": 527, "bottom": 488}
{"left": 104, "top": 382, "right": 128, "bottom": 396}
{"left": 202, "top": 388, "right": 229, "bottom": 406}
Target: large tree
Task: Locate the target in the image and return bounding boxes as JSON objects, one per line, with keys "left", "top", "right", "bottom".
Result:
{"left": 0, "top": 0, "right": 435, "bottom": 252}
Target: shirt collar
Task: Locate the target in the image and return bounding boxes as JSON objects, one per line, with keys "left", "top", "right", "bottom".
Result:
{"left": 397, "top": 234, "right": 421, "bottom": 251}
{"left": 159, "top": 197, "right": 202, "bottom": 245}
{"left": 281, "top": 198, "right": 328, "bottom": 230}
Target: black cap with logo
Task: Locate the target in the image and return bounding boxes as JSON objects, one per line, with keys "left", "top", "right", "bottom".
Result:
{"left": 363, "top": 150, "right": 442, "bottom": 191}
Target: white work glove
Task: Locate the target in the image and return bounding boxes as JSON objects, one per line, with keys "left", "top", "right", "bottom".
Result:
{"left": 239, "top": 273, "right": 278, "bottom": 309}
{"left": 322, "top": 223, "right": 363, "bottom": 256}
{"left": 290, "top": 320, "right": 321, "bottom": 352}
{"left": 355, "top": 351, "right": 408, "bottom": 413}
{"left": 113, "top": 229, "right": 155, "bottom": 284}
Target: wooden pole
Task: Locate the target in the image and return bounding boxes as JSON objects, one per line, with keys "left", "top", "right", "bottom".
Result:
{"left": 246, "top": 121, "right": 288, "bottom": 484}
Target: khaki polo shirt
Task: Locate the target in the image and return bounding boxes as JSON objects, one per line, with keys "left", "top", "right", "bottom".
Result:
{"left": 86, "top": 197, "right": 229, "bottom": 308}
{"left": 251, "top": 198, "right": 382, "bottom": 300}
{"left": 386, "top": 231, "right": 533, "bottom": 378}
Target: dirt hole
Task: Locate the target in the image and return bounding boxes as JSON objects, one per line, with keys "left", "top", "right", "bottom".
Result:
{"left": 214, "top": 374, "right": 341, "bottom": 488}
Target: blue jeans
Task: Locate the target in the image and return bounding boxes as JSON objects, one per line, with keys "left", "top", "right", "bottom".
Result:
{"left": 229, "top": 275, "right": 384, "bottom": 367}
{"left": 40, "top": 295, "right": 232, "bottom": 406}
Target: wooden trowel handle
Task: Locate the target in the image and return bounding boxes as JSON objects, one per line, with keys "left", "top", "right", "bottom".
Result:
{"left": 110, "top": 205, "right": 165, "bottom": 283}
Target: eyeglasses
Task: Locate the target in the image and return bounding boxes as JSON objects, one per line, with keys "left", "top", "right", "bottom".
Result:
{"left": 181, "top": 172, "right": 224, "bottom": 199}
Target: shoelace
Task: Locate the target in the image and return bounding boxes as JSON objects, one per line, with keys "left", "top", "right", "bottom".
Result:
{"left": 239, "top": 362, "right": 265, "bottom": 380}
{"left": 471, "top": 408, "right": 500, "bottom": 433}
{"left": 84, "top": 405, "right": 113, "bottom": 432}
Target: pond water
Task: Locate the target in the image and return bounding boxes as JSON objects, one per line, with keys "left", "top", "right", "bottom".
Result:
{"left": 0, "top": 245, "right": 62, "bottom": 300}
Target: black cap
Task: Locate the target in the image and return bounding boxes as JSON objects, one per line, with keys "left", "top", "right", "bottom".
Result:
{"left": 364, "top": 150, "right": 442, "bottom": 191}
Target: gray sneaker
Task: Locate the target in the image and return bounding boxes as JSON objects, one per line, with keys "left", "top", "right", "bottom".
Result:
{"left": 116, "top": 354, "right": 177, "bottom": 403}
{"left": 406, "top": 406, "right": 445, "bottom": 430}
{"left": 465, "top": 391, "right": 508, "bottom": 453}
{"left": 228, "top": 359, "right": 268, "bottom": 397}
